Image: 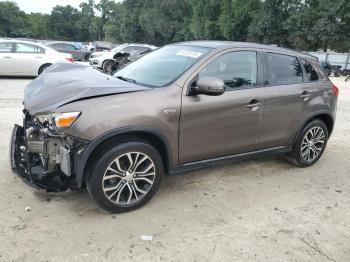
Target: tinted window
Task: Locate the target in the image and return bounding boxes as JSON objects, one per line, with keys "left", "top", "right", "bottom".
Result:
{"left": 267, "top": 53, "right": 303, "bottom": 85}
{"left": 199, "top": 51, "right": 257, "bottom": 90}
{"left": 16, "top": 43, "right": 45, "bottom": 54}
{"left": 302, "top": 59, "right": 319, "bottom": 81}
{"left": 134, "top": 46, "right": 152, "bottom": 54}
{"left": 64, "top": 44, "right": 76, "bottom": 51}
{"left": 0, "top": 42, "right": 13, "bottom": 53}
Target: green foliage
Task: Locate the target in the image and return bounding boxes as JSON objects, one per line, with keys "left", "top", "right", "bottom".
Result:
{"left": 0, "top": 0, "right": 350, "bottom": 51}
{"left": 0, "top": 1, "right": 28, "bottom": 37}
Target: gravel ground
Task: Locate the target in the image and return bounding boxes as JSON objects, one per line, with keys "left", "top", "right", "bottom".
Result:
{"left": 0, "top": 76, "right": 349, "bottom": 262}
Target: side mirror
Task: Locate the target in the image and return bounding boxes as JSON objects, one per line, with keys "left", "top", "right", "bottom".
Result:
{"left": 193, "top": 76, "right": 225, "bottom": 96}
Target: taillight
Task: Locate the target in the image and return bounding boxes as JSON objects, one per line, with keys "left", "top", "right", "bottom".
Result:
{"left": 65, "top": 57, "right": 74, "bottom": 62}
{"left": 332, "top": 85, "right": 339, "bottom": 97}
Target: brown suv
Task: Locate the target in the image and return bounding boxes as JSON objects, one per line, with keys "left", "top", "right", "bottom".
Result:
{"left": 11, "top": 41, "right": 338, "bottom": 213}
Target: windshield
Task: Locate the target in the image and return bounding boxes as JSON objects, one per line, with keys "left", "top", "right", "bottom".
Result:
{"left": 114, "top": 45, "right": 211, "bottom": 87}
{"left": 111, "top": 44, "right": 126, "bottom": 53}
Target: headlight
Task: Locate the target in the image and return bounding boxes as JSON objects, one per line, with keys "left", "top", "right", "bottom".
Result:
{"left": 35, "top": 112, "right": 81, "bottom": 129}
{"left": 91, "top": 54, "right": 102, "bottom": 58}
{"left": 53, "top": 112, "right": 81, "bottom": 128}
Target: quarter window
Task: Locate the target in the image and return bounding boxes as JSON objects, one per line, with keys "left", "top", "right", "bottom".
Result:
{"left": 199, "top": 51, "right": 257, "bottom": 90}
{"left": 16, "top": 43, "right": 45, "bottom": 54}
{"left": 266, "top": 53, "right": 303, "bottom": 85}
{"left": 302, "top": 59, "right": 319, "bottom": 81}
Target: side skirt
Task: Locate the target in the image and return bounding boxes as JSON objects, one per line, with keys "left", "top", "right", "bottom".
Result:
{"left": 169, "top": 146, "right": 291, "bottom": 175}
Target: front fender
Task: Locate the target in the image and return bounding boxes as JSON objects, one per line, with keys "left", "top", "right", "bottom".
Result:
{"left": 74, "top": 126, "right": 173, "bottom": 188}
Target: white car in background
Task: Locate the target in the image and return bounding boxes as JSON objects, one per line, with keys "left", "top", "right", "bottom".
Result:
{"left": 0, "top": 40, "right": 73, "bottom": 76}
{"left": 89, "top": 43, "right": 157, "bottom": 73}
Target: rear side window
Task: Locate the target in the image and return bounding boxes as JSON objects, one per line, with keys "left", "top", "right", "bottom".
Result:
{"left": 266, "top": 53, "right": 303, "bottom": 85}
{"left": 199, "top": 51, "right": 257, "bottom": 90}
{"left": 15, "top": 43, "right": 45, "bottom": 54}
{"left": 0, "top": 42, "right": 13, "bottom": 53}
{"left": 302, "top": 59, "right": 319, "bottom": 81}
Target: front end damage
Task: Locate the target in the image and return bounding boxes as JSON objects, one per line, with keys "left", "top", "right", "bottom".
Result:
{"left": 11, "top": 112, "right": 89, "bottom": 193}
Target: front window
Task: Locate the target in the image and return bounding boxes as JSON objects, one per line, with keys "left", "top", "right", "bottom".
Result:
{"left": 199, "top": 51, "right": 257, "bottom": 90}
{"left": 114, "top": 45, "right": 211, "bottom": 87}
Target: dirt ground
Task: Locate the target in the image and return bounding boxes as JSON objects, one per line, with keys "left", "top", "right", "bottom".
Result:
{"left": 0, "top": 76, "right": 349, "bottom": 262}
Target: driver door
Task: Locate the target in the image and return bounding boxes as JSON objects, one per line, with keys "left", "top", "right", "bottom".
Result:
{"left": 179, "top": 50, "right": 265, "bottom": 164}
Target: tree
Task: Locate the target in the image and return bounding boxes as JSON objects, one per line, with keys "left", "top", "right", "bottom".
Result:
{"left": 0, "top": 1, "right": 28, "bottom": 37}
{"left": 48, "top": 5, "right": 80, "bottom": 40}
{"left": 248, "top": 0, "right": 290, "bottom": 47}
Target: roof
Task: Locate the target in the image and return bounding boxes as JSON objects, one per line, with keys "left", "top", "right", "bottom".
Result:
{"left": 174, "top": 40, "right": 315, "bottom": 60}
{"left": 0, "top": 39, "right": 49, "bottom": 49}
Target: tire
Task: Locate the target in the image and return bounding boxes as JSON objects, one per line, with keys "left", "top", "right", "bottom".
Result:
{"left": 38, "top": 64, "right": 52, "bottom": 75}
{"left": 102, "top": 60, "right": 116, "bottom": 74}
{"left": 287, "top": 119, "right": 328, "bottom": 167}
{"left": 334, "top": 71, "right": 341, "bottom": 77}
{"left": 87, "top": 139, "right": 164, "bottom": 213}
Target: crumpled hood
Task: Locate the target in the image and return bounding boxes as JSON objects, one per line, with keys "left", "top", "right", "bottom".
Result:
{"left": 24, "top": 63, "right": 150, "bottom": 115}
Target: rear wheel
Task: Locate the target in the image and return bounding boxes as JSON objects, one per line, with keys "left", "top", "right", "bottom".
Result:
{"left": 287, "top": 119, "right": 328, "bottom": 167}
{"left": 87, "top": 139, "right": 164, "bottom": 213}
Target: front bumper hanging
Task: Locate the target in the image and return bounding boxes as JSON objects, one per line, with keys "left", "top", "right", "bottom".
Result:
{"left": 10, "top": 122, "right": 87, "bottom": 194}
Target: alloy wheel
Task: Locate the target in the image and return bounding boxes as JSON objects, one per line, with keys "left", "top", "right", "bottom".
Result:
{"left": 301, "top": 126, "right": 326, "bottom": 162}
{"left": 102, "top": 152, "right": 156, "bottom": 205}
{"left": 103, "top": 60, "right": 115, "bottom": 73}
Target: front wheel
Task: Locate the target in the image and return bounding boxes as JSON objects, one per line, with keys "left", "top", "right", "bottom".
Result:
{"left": 87, "top": 139, "right": 164, "bottom": 213}
{"left": 102, "top": 60, "right": 116, "bottom": 74}
{"left": 287, "top": 119, "right": 328, "bottom": 167}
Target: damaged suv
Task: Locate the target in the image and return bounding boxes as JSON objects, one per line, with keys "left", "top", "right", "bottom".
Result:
{"left": 11, "top": 41, "right": 338, "bottom": 213}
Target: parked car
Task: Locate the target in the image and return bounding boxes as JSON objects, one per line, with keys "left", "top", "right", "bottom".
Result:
{"left": 85, "top": 42, "right": 112, "bottom": 52}
{"left": 11, "top": 41, "right": 338, "bottom": 213}
{"left": 0, "top": 40, "right": 73, "bottom": 76}
{"left": 89, "top": 43, "right": 157, "bottom": 73}
{"left": 320, "top": 61, "right": 332, "bottom": 76}
{"left": 46, "top": 42, "right": 91, "bottom": 61}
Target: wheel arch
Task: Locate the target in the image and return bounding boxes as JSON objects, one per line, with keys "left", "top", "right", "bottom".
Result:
{"left": 75, "top": 127, "right": 173, "bottom": 188}
{"left": 293, "top": 111, "right": 334, "bottom": 145}
{"left": 38, "top": 63, "right": 52, "bottom": 75}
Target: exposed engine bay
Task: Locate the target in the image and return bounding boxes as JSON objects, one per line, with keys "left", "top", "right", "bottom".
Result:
{"left": 11, "top": 111, "right": 88, "bottom": 193}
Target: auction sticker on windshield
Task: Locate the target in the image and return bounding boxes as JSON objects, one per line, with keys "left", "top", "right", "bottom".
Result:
{"left": 176, "top": 50, "right": 203, "bottom": 58}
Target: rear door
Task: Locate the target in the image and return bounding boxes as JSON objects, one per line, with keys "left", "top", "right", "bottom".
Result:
{"left": 0, "top": 42, "right": 14, "bottom": 75}
{"left": 260, "top": 52, "right": 305, "bottom": 148}
{"left": 179, "top": 50, "right": 265, "bottom": 163}
{"left": 12, "top": 42, "right": 45, "bottom": 75}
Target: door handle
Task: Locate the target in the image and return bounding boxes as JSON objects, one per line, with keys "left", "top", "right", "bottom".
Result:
{"left": 300, "top": 91, "right": 311, "bottom": 100}
{"left": 246, "top": 99, "right": 261, "bottom": 110}
{"left": 3, "top": 56, "right": 12, "bottom": 58}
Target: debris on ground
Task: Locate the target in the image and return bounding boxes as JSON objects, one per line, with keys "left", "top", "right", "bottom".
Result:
{"left": 141, "top": 235, "right": 153, "bottom": 241}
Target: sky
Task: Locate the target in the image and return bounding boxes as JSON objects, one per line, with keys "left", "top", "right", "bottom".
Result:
{"left": 1, "top": 0, "right": 118, "bottom": 14}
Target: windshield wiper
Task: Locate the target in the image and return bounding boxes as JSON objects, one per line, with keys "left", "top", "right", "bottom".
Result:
{"left": 116, "top": 75, "right": 137, "bottom": 84}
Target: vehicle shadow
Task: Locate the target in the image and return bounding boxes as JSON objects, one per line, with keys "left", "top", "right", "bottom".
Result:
{"left": 32, "top": 155, "right": 290, "bottom": 215}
